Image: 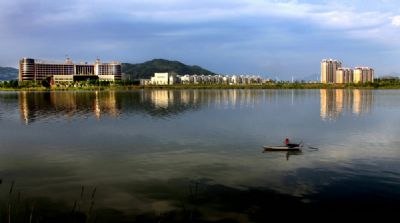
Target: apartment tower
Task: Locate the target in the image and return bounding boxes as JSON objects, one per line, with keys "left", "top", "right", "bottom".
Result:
{"left": 353, "top": 67, "right": 374, "bottom": 83}
{"left": 336, "top": 68, "right": 354, "bottom": 84}
{"left": 321, "top": 59, "right": 342, "bottom": 83}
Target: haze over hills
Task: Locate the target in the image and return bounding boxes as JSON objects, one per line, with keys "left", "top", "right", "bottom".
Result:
{"left": 297, "top": 73, "right": 319, "bottom": 82}
{"left": 0, "top": 67, "right": 18, "bottom": 81}
{"left": 378, "top": 72, "right": 400, "bottom": 79}
{"left": 122, "top": 59, "right": 216, "bottom": 79}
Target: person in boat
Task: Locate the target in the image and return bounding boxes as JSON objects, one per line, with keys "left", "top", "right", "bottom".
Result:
{"left": 284, "top": 138, "right": 300, "bottom": 148}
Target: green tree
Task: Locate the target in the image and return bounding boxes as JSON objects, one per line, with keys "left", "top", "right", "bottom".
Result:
{"left": 41, "top": 77, "right": 51, "bottom": 88}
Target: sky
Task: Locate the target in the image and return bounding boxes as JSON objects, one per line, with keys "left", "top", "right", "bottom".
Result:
{"left": 0, "top": 0, "right": 400, "bottom": 79}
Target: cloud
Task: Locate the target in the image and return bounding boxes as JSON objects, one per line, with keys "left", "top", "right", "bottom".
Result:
{"left": 0, "top": 0, "right": 394, "bottom": 32}
{"left": 314, "top": 10, "right": 389, "bottom": 30}
{"left": 0, "top": 0, "right": 400, "bottom": 75}
{"left": 392, "top": 16, "right": 400, "bottom": 27}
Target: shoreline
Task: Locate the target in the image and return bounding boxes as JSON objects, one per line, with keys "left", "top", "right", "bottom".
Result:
{"left": 2, "top": 82, "right": 400, "bottom": 91}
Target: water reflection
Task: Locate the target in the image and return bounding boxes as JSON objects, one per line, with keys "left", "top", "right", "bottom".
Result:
{"left": 263, "top": 150, "right": 303, "bottom": 161}
{"left": 1, "top": 89, "right": 400, "bottom": 221}
{"left": 18, "top": 90, "right": 317, "bottom": 124}
{"left": 18, "top": 89, "right": 376, "bottom": 123}
{"left": 19, "top": 91, "right": 121, "bottom": 124}
{"left": 320, "top": 89, "right": 373, "bottom": 121}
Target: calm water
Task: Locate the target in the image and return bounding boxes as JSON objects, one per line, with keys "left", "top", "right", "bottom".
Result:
{"left": 0, "top": 89, "right": 400, "bottom": 221}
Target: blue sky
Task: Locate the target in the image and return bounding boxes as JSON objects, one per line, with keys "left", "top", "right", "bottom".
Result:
{"left": 0, "top": 0, "right": 400, "bottom": 79}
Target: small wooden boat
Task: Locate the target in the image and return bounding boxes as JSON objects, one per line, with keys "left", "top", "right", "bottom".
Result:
{"left": 263, "top": 145, "right": 302, "bottom": 151}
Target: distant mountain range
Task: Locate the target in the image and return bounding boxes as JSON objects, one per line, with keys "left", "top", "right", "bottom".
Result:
{"left": 378, "top": 72, "right": 400, "bottom": 79}
{"left": 298, "top": 73, "right": 319, "bottom": 82}
{"left": 0, "top": 67, "right": 18, "bottom": 80}
{"left": 122, "top": 59, "right": 216, "bottom": 79}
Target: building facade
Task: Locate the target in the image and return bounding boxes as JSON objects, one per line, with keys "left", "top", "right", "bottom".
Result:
{"left": 150, "top": 72, "right": 177, "bottom": 85}
{"left": 321, "top": 59, "right": 342, "bottom": 83}
{"left": 321, "top": 59, "right": 374, "bottom": 84}
{"left": 353, "top": 67, "right": 374, "bottom": 83}
{"left": 336, "top": 68, "right": 354, "bottom": 84}
{"left": 19, "top": 58, "right": 122, "bottom": 82}
{"left": 147, "top": 73, "right": 263, "bottom": 85}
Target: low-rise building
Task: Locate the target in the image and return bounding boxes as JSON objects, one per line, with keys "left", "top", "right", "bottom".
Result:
{"left": 139, "top": 79, "right": 151, "bottom": 85}
{"left": 53, "top": 75, "right": 74, "bottom": 84}
{"left": 19, "top": 58, "right": 122, "bottom": 82}
{"left": 150, "top": 72, "right": 177, "bottom": 85}
{"left": 146, "top": 73, "right": 263, "bottom": 85}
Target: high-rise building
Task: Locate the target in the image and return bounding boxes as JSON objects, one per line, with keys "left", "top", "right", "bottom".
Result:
{"left": 321, "top": 59, "right": 342, "bottom": 83}
{"left": 19, "top": 58, "right": 122, "bottom": 82}
{"left": 353, "top": 67, "right": 374, "bottom": 83}
{"left": 336, "top": 68, "right": 354, "bottom": 84}
{"left": 321, "top": 59, "right": 374, "bottom": 84}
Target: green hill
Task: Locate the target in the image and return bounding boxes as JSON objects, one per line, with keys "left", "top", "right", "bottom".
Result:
{"left": 0, "top": 67, "right": 18, "bottom": 80}
{"left": 122, "top": 59, "right": 216, "bottom": 79}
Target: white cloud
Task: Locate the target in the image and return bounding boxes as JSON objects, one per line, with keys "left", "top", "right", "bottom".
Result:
{"left": 0, "top": 0, "right": 392, "bottom": 30}
{"left": 95, "top": 0, "right": 312, "bottom": 23}
{"left": 314, "top": 10, "right": 389, "bottom": 29}
{"left": 105, "top": 0, "right": 398, "bottom": 45}
{"left": 391, "top": 16, "right": 400, "bottom": 26}
{"left": 1, "top": 0, "right": 400, "bottom": 70}
{"left": 83, "top": 0, "right": 391, "bottom": 32}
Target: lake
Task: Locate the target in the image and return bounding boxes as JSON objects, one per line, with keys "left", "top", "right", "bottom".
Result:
{"left": 0, "top": 89, "right": 399, "bottom": 222}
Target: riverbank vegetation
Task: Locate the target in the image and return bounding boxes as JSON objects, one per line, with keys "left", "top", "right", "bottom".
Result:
{"left": 2, "top": 79, "right": 400, "bottom": 91}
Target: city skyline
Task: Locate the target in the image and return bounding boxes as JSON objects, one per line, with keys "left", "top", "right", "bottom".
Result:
{"left": 1, "top": 0, "right": 400, "bottom": 79}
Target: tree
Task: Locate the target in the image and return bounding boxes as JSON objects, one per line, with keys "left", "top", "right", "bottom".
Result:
{"left": 41, "top": 77, "right": 51, "bottom": 88}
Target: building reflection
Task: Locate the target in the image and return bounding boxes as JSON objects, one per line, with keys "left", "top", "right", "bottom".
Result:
{"left": 19, "top": 90, "right": 277, "bottom": 123}
{"left": 19, "top": 89, "right": 323, "bottom": 124}
{"left": 94, "top": 91, "right": 119, "bottom": 119}
{"left": 19, "top": 91, "right": 29, "bottom": 124}
{"left": 19, "top": 91, "right": 121, "bottom": 124}
{"left": 320, "top": 89, "right": 373, "bottom": 121}
{"left": 140, "top": 90, "right": 265, "bottom": 110}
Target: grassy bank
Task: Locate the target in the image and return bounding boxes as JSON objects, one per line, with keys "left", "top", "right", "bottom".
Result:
{"left": 2, "top": 80, "right": 400, "bottom": 91}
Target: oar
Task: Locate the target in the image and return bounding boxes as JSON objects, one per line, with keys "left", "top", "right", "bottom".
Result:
{"left": 306, "top": 146, "right": 319, "bottom": 150}
{"left": 301, "top": 142, "right": 319, "bottom": 150}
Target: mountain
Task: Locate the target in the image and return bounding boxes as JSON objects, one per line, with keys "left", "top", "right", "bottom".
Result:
{"left": 378, "top": 72, "right": 400, "bottom": 80}
{"left": 0, "top": 67, "right": 18, "bottom": 81}
{"left": 122, "top": 59, "right": 216, "bottom": 79}
{"left": 298, "top": 73, "right": 319, "bottom": 82}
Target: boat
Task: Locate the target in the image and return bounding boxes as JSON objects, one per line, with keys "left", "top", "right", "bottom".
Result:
{"left": 263, "top": 145, "right": 302, "bottom": 151}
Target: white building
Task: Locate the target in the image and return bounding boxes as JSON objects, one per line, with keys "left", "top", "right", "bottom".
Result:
{"left": 146, "top": 72, "right": 263, "bottom": 85}
{"left": 231, "top": 75, "right": 239, "bottom": 84}
{"left": 150, "top": 72, "right": 176, "bottom": 85}
{"left": 180, "top": 74, "right": 193, "bottom": 84}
